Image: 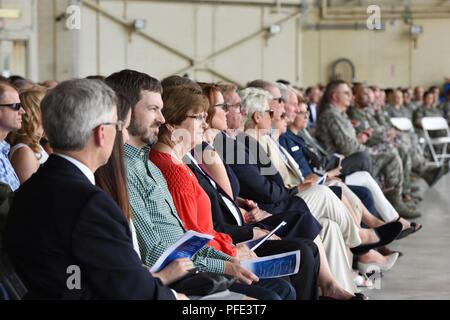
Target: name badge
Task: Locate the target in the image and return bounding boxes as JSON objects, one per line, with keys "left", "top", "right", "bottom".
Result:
{"left": 291, "top": 146, "right": 300, "bottom": 152}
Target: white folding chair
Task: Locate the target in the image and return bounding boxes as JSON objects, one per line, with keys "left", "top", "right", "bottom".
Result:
{"left": 421, "top": 117, "right": 450, "bottom": 166}
{"left": 390, "top": 117, "right": 427, "bottom": 152}
{"left": 390, "top": 117, "right": 414, "bottom": 132}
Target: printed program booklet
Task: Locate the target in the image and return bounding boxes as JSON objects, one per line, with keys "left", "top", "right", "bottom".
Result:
{"left": 240, "top": 250, "right": 300, "bottom": 279}
{"left": 150, "top": 230, "right": 213, "bottom": 273}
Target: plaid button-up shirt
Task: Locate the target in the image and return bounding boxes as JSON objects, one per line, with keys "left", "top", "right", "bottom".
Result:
{"left": 124, "top": 143, "right": 231, "bottom": 274}
{"left": 0, "top": 141, "right": 20, "bottom": 191}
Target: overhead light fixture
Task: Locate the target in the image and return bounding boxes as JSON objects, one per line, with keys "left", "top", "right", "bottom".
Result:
{"left": 410, "top": 25, "right": 423, "bottom": 35}
{"left": 0, "top": 9, "right": 21, "bottom": 19}
{"left": 269, "top": 23, "right": 282, "bottom": 35}
{"left": 132, "top": 19, "right": 146, "bottom": 31}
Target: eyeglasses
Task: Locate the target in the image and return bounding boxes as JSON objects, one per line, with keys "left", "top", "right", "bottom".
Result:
{"left": 102, "top": 120, "right": 125, "bottom": 132}
{"left": 272, "top": 97, "right": 285, "bottom": 104}
{"left": 186, "top": 113, "right": 207, "bottom": 121}
{"left": 0, "top": 102, "right": 22, "bottom": 111}
{"left": 264, "top": 110, "right": 274, "bottom": 118}
{"left": 214, "top": 103, "right": 228, "bottom": 111}
{"left": 296, "top": 110, "right": 310, "bottom": 117}
{"left": 216, "top": 102, "right": 242, "bottom": 112}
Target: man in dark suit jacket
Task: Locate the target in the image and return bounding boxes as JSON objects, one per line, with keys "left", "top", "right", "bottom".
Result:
{"left": 3, "top": 79, "right": 175, "bottom": 300}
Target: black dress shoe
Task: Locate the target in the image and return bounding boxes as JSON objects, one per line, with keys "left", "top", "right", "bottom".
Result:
{"left": 350, "top": 221, "right": 403, "bottom": 256}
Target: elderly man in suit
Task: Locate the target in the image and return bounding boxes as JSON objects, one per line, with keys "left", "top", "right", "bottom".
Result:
{"left": 3, "top": 79, "right": 178, "bottom": 300}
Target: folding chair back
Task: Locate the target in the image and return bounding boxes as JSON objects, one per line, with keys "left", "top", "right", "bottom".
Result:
{"left": 421, "top": 117, "right": 450, "bottom": 166}
{"left": 421, "top": 117, "right": 450, "bottom": 132}
{"left": 390, "top": 117, "right": 414, "bottom": 132}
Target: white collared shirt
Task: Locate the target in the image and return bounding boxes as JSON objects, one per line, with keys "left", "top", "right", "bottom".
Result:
{"left": 54, "top": 153, "right": 96, "bottom": 185}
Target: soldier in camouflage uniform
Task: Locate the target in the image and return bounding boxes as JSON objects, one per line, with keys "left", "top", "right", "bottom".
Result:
{"left": 385, "top": 89, "right": 413, "bottom": 120}
{"left": 347, "top": 86, "right": 414, "bottom": 201}
{"left": 315, "top": 81, "right": 420, "bottom": 219}
{"left": 439, "top": 90, "right": 450, "bottom": 125}
{"left": 385, "top": 89, "right": 433, "bottom": 174}
{"left": 413, "top": 90, "right": 450, "bottom": 167}
{"left": 402, "top": 88, "right": 417, "bottom": 117}
{"left": 413, "top": 90, "right": 443, "bottom": 132}
{"left": 356, "top": 87, "right": 445, "bottom": 193}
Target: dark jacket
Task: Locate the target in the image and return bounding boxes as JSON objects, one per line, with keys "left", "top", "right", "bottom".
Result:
{"left": 213, "top": 132, "right": 322, "bottom": 240}
{"left": 279, "top": 130, "right": 315, "bottom": 177}
{"left": 187, "top": 160, "right": 254, "bottom": 244}
{"left": 3, "top": 155, "right": 174, "bottom": 300}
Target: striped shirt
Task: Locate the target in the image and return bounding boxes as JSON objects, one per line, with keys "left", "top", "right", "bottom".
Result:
{"left": 124, "top": 143, "right": 231, "bottom": 274}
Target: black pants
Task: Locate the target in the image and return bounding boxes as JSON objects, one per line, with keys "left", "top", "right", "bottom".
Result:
{"left": 341, "top": 151, "right": 373, "bottom": 177}
{"left": 254, "top": 239, "right": 320, "bottom": 300}
{"left": 229, "top": 277, "right": 295, "bottom": 300}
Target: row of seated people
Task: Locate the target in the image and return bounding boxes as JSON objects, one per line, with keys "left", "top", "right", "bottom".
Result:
{"left": 305, "top": 83, "right": 450, "bottom": 129}
{"left": 0, "top": 71, "right": 433, "bottom": 299}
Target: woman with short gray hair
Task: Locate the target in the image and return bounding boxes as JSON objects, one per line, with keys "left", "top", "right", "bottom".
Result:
{"left": 239, "top": 87, "right": 272, "bottom": 131}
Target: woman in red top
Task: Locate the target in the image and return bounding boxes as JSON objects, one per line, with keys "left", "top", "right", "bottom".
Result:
{"left": 150, "top": 86, "right": 252, "bottom": 258}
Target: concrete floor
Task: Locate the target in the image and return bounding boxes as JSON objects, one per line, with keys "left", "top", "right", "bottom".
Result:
{"left": 364, "top": 172, "right": 450, "bottom": 300}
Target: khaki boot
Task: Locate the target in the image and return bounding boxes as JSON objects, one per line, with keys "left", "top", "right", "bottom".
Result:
{"left": 387, "top": 193, "right": 421, "bottom": 219}
{"left": 421, "top": 166, "right": 448, "bottom": 187}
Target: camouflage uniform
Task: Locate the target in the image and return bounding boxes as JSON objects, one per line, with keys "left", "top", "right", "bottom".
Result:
{"left": 347, "top": 105, "right": 412, "bottom": 195}
{"left": 374, "top": 107, "right": 392, "bottom": 129}
{"left": 404, "top": 102, "right": 417, "bottom": 117}
{"left": 316, "top": 106, "right": 404, "bottom": 198}
{"left": 413, "top": 105, "right": 447, "bottom": 162}
{"left": 413, "top": 105, "right": 443, "bottom": 132}
{"left": 438, "top": 101, "right": 450, "bottom": 125}
{"left": 385, "top": 105, "right": 413, "bottom": 120}
{"left": 385, "top": 105, "right": 427, "bottom": 173}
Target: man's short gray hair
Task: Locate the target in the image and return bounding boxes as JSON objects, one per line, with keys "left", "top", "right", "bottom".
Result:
{"left": 277, "top": 83, "right": 291, "bottom": 102}
{"left": 41, "top": 78, "right": 117, "bottom": 151}
{"left": 239, "top": 87, "right": 272, "bottom": 129}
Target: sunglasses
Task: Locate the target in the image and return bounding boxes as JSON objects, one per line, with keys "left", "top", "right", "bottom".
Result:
{"left": 0, "top": 103, "right": 22, "bottom": 111}
{"left": 264, "top": 110, "right": 274, "bottom": 118}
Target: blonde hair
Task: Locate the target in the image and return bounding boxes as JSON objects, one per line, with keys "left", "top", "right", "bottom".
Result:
{"left": 7, "top": 86, "right": 47, "bottom": 156}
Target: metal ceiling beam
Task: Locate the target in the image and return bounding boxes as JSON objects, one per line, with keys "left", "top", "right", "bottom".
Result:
{"left": 107, "top": 0, "right": 304, "bottom": 9}
{"left": 320, "top": 0, "right": 450, "bottom": 20}
{"left": 82, "top": 0, "right": 301, "bottom": 81}
{"left": 81, "top": 0, "right": 195, "bottom": 64}
{"left": 172, "top": 9, "right": 302, "bottom": 75}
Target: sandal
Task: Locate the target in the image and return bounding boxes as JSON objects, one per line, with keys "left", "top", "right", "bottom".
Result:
{"left": 396, "top": 222, "right": 422, "bottom": 240}
{"left": 350, "top": 221, "right": 402, "bottom": 255}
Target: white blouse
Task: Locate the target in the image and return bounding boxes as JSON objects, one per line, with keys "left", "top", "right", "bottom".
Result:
{"left": 10, "top": 143, "right": 49, "bottom": 165}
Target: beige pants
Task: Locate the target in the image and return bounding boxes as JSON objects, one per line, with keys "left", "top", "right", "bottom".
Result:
{"left": 297, "top": 185, "right": 361, "bottom": 248}
{"left": 327, "top": 180, "right": 364, "bottom": 224}
{"left": 320, "top": 219, "right": 357, "bottom": 293}
{"left": 296, "top": 185, "right": 360, "bottom": 292}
